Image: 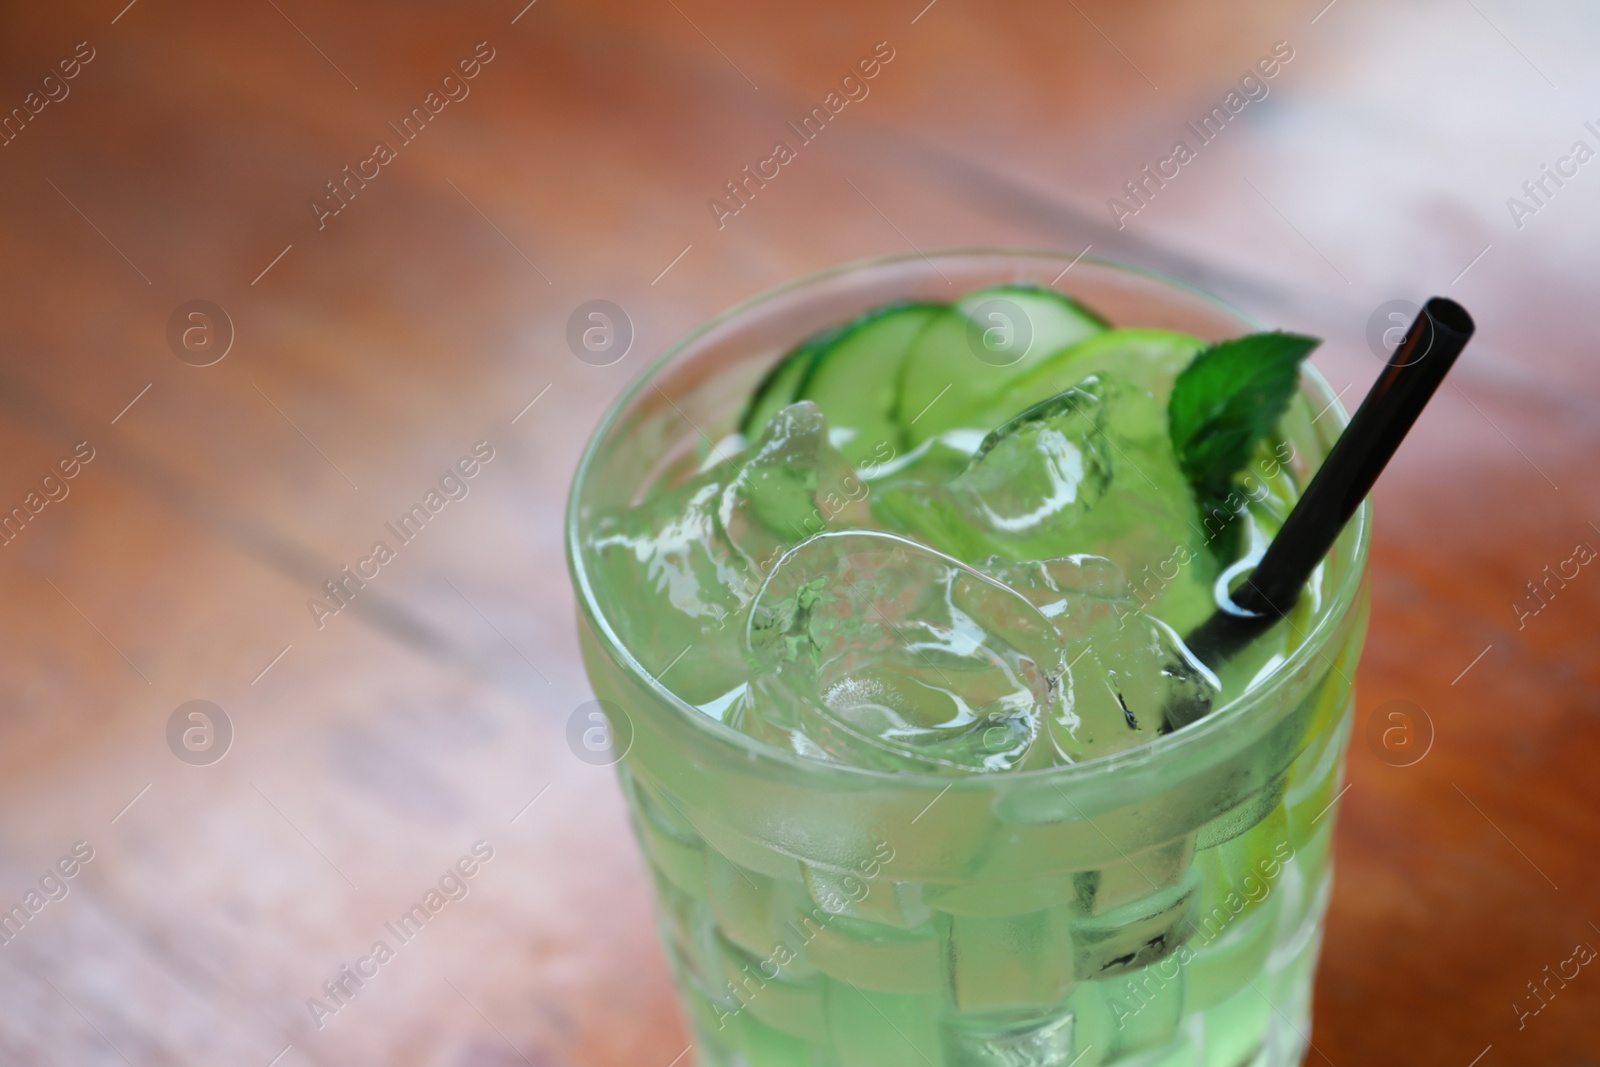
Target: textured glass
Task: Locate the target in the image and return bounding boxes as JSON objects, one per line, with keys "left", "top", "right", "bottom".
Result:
{"left": 568, "top": 250, "right": 1370, "bottom": 1067}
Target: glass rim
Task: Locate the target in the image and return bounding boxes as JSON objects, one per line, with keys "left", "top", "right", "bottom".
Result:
{"left": 565, "top": 246, "right": 1371, "bottom": 788}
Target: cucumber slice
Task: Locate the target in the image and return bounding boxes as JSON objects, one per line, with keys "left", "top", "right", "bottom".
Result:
{"left": 951, "top": 328, "right": 1208, "bottom": 439}
{"left": 897, "top": 285, "right": 1109, "bottom": 444}
{"left": 956, "top": 284, "right": 1109, "bottom": 364}
{"left": 795, "top": 302, "right": 944, "bottom": 467}
{"left": 738, "top": 321, "right": 847, "bottom": 439}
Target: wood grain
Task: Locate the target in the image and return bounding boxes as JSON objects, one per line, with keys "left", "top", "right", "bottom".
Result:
{"left": 0, "top": 1, "right": 1595, "bottom": 1064}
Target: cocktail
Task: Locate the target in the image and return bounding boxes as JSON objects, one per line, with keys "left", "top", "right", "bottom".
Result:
{"left": 566, "top": 249, "right": 1372, "bottom": 1066}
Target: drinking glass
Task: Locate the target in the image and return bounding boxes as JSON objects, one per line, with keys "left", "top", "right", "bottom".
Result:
{"left": 567, "top": 249, "right": 1370, "bottom": 1067}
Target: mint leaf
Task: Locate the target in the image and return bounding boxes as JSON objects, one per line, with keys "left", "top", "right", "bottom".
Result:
{"left": 1168, "top": 331, "right": 1319, "bottom": 559}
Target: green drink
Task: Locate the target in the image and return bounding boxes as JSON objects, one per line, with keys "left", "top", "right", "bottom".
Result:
{"left": 567, "top": 251, "right": 1368, "bottom": 1066}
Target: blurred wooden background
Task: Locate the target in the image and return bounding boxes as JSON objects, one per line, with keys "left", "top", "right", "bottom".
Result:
{"left": 0, "top": 0, "right": 1595, "bottom": 1064}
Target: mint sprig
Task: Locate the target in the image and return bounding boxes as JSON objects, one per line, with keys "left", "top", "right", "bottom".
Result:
{"left": 1168, "top": 331, "right": 1320, "bottom": 560}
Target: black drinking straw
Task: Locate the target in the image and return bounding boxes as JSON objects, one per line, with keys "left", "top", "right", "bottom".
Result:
{"left": 1168, "top": 298, "right": 1475, "bottom": 729}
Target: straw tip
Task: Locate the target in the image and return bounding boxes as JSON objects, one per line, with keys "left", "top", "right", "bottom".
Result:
{"left": 1423, "top": 296, "right": 1474, "bottom": 339}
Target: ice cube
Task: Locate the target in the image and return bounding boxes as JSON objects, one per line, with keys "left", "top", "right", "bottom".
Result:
{"left": 587, "top": 402, "right": 869, "bottom": 703}
{"left": 981, "top": 556, "right": 1219, "bottom": 760}
{"left": 1051, "top": 609, "right": 1218, "bottom": 761}
{"left": 743, "top": 531, "right": 1065, "bottom": 774}
{"left": 858, "top": 428, "right": 986, "bottom": 487}
{"left": 720, "top": 401, "right": 873, "bottom": 572}
{"left": 876, "top": 374, "right": 1221, "bottom": 632}
{"left": 588, "top": 468, "right": 753, "bottom": 702}
{"left": 872, "top": 377, "right": 1115, "bottom": 563}
{"left": 980, "top": 554, "right": 1132, "bottom": 638}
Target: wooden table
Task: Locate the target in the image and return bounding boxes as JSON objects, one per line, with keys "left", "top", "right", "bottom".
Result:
{"left": 0, "top": 1, "right": 1595, "bottom": 1063}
